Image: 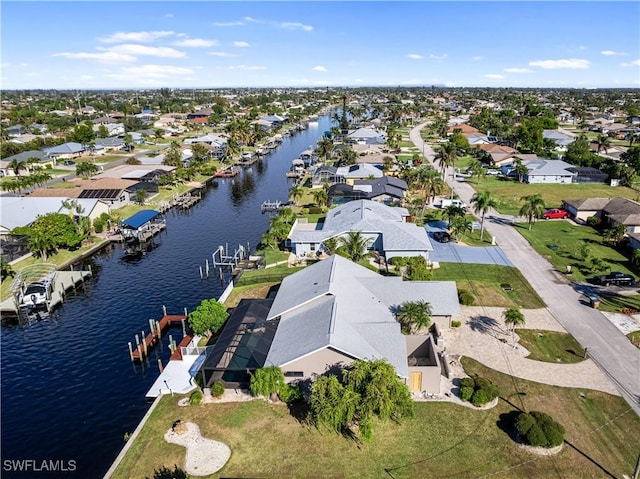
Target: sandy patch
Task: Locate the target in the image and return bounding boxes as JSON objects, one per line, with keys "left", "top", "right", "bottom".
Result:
{"left": 164, "top": 422, "right": 231, "bottom": 476}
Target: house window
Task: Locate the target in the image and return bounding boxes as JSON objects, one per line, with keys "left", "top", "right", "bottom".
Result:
{"left": 285, "top": 371, "right": 304, "bottom": 378}
{"left": 310, "top": 244, "right": 315, "bottom": 251}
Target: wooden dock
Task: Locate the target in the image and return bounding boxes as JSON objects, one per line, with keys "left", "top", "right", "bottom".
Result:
{"left": 261, "top": 200, "right": 282, "bottom": 212}
{"left": 128, "top": 314, "right": 188, "bottom": 362}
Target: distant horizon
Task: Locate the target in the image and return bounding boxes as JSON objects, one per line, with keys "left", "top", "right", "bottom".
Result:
{"left": 2, "top": 1, "right": 639, "bottom": 90}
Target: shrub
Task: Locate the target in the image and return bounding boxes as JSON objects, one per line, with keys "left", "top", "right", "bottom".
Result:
{"left": 451, "top": 320, "right": 462, "bottom": 328}
{"left": 470, "top": 388, "right": 493, "bottom": 406}
{"left": 211, "top": 381, "right": 225, "bottom": 398}
{"left": 515, "top": 411, "right": 565, "bottom": 448}
{"left": 308, "top": 207, "right": 324, "bottom": 214}
{"left": 460, "top": 386, "right": 474, "bottom": 402}
{"left": 459, "top": 377, "right": 475, "bottom": 389}
{"left": 586, "top": 215, "right": 600, "bottom": 227}
{"left": 189, "top": 389, "right": 203, "bottom": 405}
{"left": 93, "top": 218, "right": 105, "bottom": 233}
{"left": 458, "top": 289, "right": 475, "bottom": 305}
{"left": 278, "top": 383, "right": 302, "bottom": 403}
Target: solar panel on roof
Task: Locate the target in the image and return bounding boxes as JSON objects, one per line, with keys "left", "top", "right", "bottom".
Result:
{"left": 78, "top": 189, "right": 120, "bottom": 199}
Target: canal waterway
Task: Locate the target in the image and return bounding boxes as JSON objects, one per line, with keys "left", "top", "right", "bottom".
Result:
{"left": 0, "top": 115, "right": 333, "bottom": 478}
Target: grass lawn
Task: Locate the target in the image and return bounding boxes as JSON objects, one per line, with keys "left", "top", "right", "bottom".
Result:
{"left": 233, "top": 263, "right": 304, "bottom": 287}
{"left": 255, "top": 249, "right": 290, "bottom": 265}
{"left": 432, "top": 263, "right": 545, "bottom": 309}
{"left": 111, "top": 357, "right": 640, "bottom": 479}
{"left": 628, "top": 330, "right": 640, "bottom": 349}
{"left": 469, "top": 177, "right": 640, "bottom": 216}
{"left": 515, "top": 221, "right": 634, "bottom": 282}
{"left": 223, "top": 282, "right": 279, "bottom": 308}
{"left": 515, "top": 329, "right": 586, "bottom": 363}
{"left": 597, "top": 293, "right": 640, "bottom": 314}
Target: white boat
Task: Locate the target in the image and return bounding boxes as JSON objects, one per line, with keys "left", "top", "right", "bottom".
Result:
{"left": 19, "top": 274, "right": 55, "bottom": 309}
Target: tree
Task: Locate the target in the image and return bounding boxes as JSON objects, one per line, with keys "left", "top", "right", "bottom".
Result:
{"left": 512, "top": 159, "right": 529, "bottom": 183}
{"left": 97, "top": 124, "right": 109, "bottom": 138}
{"left": 134, "top": 188, "right": 148, "bottom": 205}
{"left": 163, "top": 141, "right": 183, "bottom": 167}
{"left": 470, "top": 191, "right": 497, "bottom": 242}
{"left": 190, "top": 142, "right": 209, "bottom": 164}
{"left": 76, "top": 162, "right": 99, "bottom": 179}
{"left": 311, "top": 188, "right": 328, "bottom": 208}
{"left": 502, "top": 307, "right": 525, "bottom": 345}
{"left": 449, "top": 215, "right": 473, "bottom": 240}
{"left": 310, "top": 375, "right": 360, "bottom": 434}
{"left": 68, "top": 122, "right": 95, "bottom": 144}
{"left": 16, "top": 213, "right": 83, "bottom": 259}
{"left": 315, "top": 136, "right": 334, "bottom": 163}
{"left": 187, "top": 298, "right": 229, "bottom": 336}
{"left": 249, "top": 366, "right": 286, "bottom": 400}
{"left": 337, "top": 146, "right": 357, "bottom": 166}
{"left": 442, "top": 204, "right": 466, "bottom": 228}
{"left": 336, "top": 231, "right": 372, "bottom": 263}
{"left": 145, "top": 465, "right": 188, "bottom": 479}
{"left": 435, "top": 142, "right": 456, "bottom": 178}
{"left": 515, "top": 411, "right": 565, "bottom": 448}
{"left": 596, "top": 135, "right": 612, "bottom": 155}
{"left": 396, "top": 300, "right": 432, "bottom": 334}
{"left": 125, "top": 156, "right": 141, "bottom": 165}
{"left": 288, "top": 183, "right": 304, "bottom": 205}
{"left": 7, "top": 158, "right": 26, "bottom": 177}
{"left": 519, "top": 194, "right": 546, "bottom": 230}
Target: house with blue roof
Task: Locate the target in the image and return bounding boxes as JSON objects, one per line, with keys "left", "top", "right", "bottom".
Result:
{"left": 43, "top": 142, "right": 85, "bottom": 160}
{"left": 286, "top": 199, "right": 432, "bottom": 261}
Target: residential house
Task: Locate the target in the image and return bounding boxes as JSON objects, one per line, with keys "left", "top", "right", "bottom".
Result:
{"left": 328, "top": 177, "right": 407, "bottom": 205}
{"left": 346, "top": 127, "right": 386, "bottom": 145}
{"left": 492, "top": 153, "right": 538, "bottom": 168}
{"left": 0, "top": 150, "right": 52, "bottom": 176}
{"left": 286, "top": 199, "right": 433, "bottom": 261}
{"left": 43, "top": 142, "right": 85, "bottom": 161}
{"left": 94, "top": 137, "right": 124, "bottom": 152}
{"left": 335, "top": 164, "right": 384, "bottom": 184}
{"left": 521, "top": 159, "right": 576, "bottom": 184}
{"left": 565, "top": 167, "right": 608, "bottom": 184}
{"left": 562, "top": 198, "right": 640, "bottom": 235}
{"left": 543, "top": 130, "right": 575, "bottom": 149}
{"left": 30, "top": 178, "right": 140, "bottom": 209}
{"left": 200, "top": 255, "right": 459, "bottom": 393}
{"left": 186, "top": 108, "right": 213, "bottom": 120}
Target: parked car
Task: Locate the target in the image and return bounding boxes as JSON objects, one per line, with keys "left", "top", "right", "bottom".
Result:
{"left": 596, "top": 271, "right": 636, "bottom": 286}
{"left": 62, "top": 160, "right": 75, "bottom": 166}
{"left": 542, "top": 208, "right": 569, "bottom": 220}
{"left": 432, "top": 231, "right": 451, "bottom": 243}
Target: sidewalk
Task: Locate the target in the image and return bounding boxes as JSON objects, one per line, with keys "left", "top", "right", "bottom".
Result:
{"left": 442, "top": 306, "right": 620, "bottom": 396}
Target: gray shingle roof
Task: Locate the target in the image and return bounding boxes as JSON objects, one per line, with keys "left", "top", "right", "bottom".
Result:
{"left": 265, "top": 255, "right": 459, "bottom": 378}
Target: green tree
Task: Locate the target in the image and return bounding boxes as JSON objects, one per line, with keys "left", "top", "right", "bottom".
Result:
{"left": 502, "top": 307, "right": 525, "bottom": 345}
{"left": 470, "top": 191, "right": 497, "bottom": 242}
{"left": 310, "top": 375, "right": 360, "bottom": 433}
{"left": 311, "top": 188, "right": 328, "bottom": 208}
{"left": 315, "top": 137, "right": 334, "bottom": 163}
{"left": 134, "top": 188, "right": 149, "bottom": 205}
{"left": 190, "top": 142, "right": 209, "bottom": 164}
{"left": 519, "top": 194, "right": 546, "bottom": 230}
{"left": 336, "top": 231, "right": 372, "bottom": 262}
{"left": 67, "top": 122, "right": 95, "bottom": 144}
{"left": 97, "top": 124, "right": 109, "bottom": 138}
{"left": 337, "top": 146, "right": 357, "bottom": 166}
{"left": 187, "top": 298, "right": 229, "bottom": 336}
{"left": 512, "top": 159, "right": 529, "bottom": 183}
{"left": 16, "top": 213, "right": 83, "bottom": 259}
{"left": 7, "top": 158, "right": 26, "bottom": 177}
{"left": 449, "top": 215, "right": 473, "bottom": 240}
{"left": 442, "top": 204, "right": 466, "bottom": 227}
{"left": 396, "top": 300, "right": 432, "bottom": 334}
{"left": 288, "top": 183, "right": 304, "bottom": 205}
{"left": 76, "top": 162, "right": 99, "bottom": 179}
{"left": 249, "top": 366, "right": 286, "bottom": 400}
{"left": 163, "top": 142, "right": 183, "bottom": 167}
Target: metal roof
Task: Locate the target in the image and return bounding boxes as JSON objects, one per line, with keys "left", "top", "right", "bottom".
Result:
{"left": 121, "top": 209, "right": 160, "bottom": 230}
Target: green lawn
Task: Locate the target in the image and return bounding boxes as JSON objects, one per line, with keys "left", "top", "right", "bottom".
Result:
{"left": 596, "top": 293, "right": 640, "bottom": 314}
{"left": 469, "top": 177, "right": 640, "bottom": 216}
{"left": 431, "top": 263, "right": 545, "bottom": 308}
{"left": 515, "top": 221, "right": 634, "bottom": 282}
{"left": 628, "top": 330, "right": 640, "bottom": 349}
{"left": 515, "top": 329, "right": 586, "bottom": 363}
{"left": 233, "top": 263, "right": 304, "bottom": 287}
{"left": 111, "top": 357, "right": 640, "bottom": 479}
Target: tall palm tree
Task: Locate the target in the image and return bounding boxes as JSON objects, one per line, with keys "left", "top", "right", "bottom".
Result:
{"left": 8, "top": 159, "right": 26, "bottom": 177}
{"left": 337, "top": 231, "right": 372, "bottom": 263}
{"left": 288, "top": 184, "right": 304, "bottom": 205}
{"left": 311, "top": 188, "right": 328, "bottom": 208}
{"left": 470, "top": 191, "right": 497, "bottom": 242}
{"left": 435, "top": 142, "right": 457, "bottom": 181}
{"left": 596, "top": 135, "right": 612, "bottom": 155}
{"left": 502, "top": 307, "right": 526, "bottom": 346}
{"left": 519, "top": 194, "right": 546, "bottom": 230}
{"left": 396, "top": 300, "right": 432, "bottom": 334}
{"left": 442, "top": 205, "right": 466, "bottom": 227}
{"left": 315, "top": 137, "right": 334, "bottom": 163}
{"left": 512, "top": 159, "right": 529, "bottom": 183}
{"left": 449, "top": 215, "right": 473, "bottom": 241}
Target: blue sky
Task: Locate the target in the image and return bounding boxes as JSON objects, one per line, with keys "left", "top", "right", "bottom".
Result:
{"left": 1, "top": 1, "right": 639, "bottom": 90}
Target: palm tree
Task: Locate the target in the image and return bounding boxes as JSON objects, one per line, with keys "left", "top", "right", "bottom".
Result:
{"left": 470, "top": 191, "right": 497, "bottom": 242}
{"left": 311, "top": 188, "right": 328, "bottom": 208}
{"left": 315, "top": 137, "right": 334, "bottom": 163}
{"left": 8, "top": 159, "right": 26, "bottom": 177}
{"left": 434, "top": 143, "right": 456, "bottom": 178}
{"left": 442, "top": 204, "right": 466, "bottom": 227}
{"left": 596, "top": 135, "right": 612, "bottom": 155}
{"left": 396, "top": 300, "right": 432, "bottom": 334}
{"left": 502, "top": 307, "right": 526, "bottom": 346}
{"left": 519, "top": 194, "right": 546, "bottom": 230}
{"left": 512, "top": 159, "right": 529, "bottom": 183}
{"left": 449, "top": 215, "right": 473, "bottom": 241}
{"left": 288, "top": 184, "right": 304, "bottom": 205}
{"left": 336, "top": 231, "right": 372, "bottom": 263}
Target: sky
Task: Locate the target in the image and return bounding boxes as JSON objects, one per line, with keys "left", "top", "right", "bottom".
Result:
{"left": 1, "top": 1, "right": 639, "bottom": 90}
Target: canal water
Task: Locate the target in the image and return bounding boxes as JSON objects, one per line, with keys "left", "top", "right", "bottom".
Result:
{"left": 0, "top": 115, "right": 332, "bottom": 478}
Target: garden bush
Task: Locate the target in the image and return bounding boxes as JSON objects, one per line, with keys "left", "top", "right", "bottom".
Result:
{"left": 308, "top": 207, "right": 324, "bottom": 214}
{"left": 460, "top": 386, "right": 474, "bottom": 402}
{"left": 189, "top": 389, "right": 203, "bottom": 405}
{"left": 458, "top": 289, "right": 475, "bottom": 305}
{"left": 458, "top": 375, "right": 499, "bottom": 406}
{"left": 211, "top": 381, "right": 225, "bottom": 398}
{"left": 586, "top": 216, "right": 600, "bottom": 227}
{"left": 451, "top": 320, "right": 462, "bottom": 328}
{"left": 470, "top": 389, "right": 493, "bottom": 406}
{"left": 459, "top": 377, "right": 475, "bottom": 389}
{"left": 515, "top": 411, "right": 565, "bottom": 448}
{"left": 278, "top": 383, "right": 302, "bottom": 403}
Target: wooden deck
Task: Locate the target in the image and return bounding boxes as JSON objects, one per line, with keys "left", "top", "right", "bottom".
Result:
{"left": 130, "top": 314, "right": 188, "bottom": 362}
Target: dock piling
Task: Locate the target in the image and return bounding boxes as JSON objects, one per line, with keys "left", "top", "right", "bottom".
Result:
{"left": 199, "top": 266, "right": 203, "bottom": 279}
{"left": 162, "top": 304, "right": 167, "bottom": 316}
{"left": 128, "top": 342, "right": 134, "bottom": 362}
{"left": 158, "top": 359, "right": 163, "bottom": 373}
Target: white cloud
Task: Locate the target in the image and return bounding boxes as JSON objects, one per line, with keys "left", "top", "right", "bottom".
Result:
{"left": 472, "top": 56, "right": 484, "bottom": 61}
{"left": 79, "top": 75, "right": 93, "bottom": 80}
{"left": 601, "top": 50, "right": 626, "bottom": 56}
{"left": 407, "top": 54, "right": 423, "bottom": 60}
{"left": 620, "top": 59, "right": 640, "bottom": 67}
{"left": 227, "top": 65, "right": 266, "bottom": 71}
{"left": 105, "top": 44, "right": 186, "bottom": 58}
{"left": 98, "top": 30, "right": 175, "bottom": 44}
{"left": 504, "top": 68, "right": 532, "bottom": 73}
{"left": 243, "top": 16, "right": 261, "bottom": 23}
{"left": 213, "top": 21, "right": 244, "bottom": 27}
{"left": 233, "top": 41, "right": 250, "bottom": 48}
{"left": 280, "top": 22, "right": 313, "bottom": 31}
{"left": 528, "top": 58, "right": 590, "bottom": 69}
{"left": 165, "top": 13, "right": 174, "bottom": 19}
{"left": 173, "top": 38, "right": 218, "bottom": 48}
{"left": 484, "top": 74, "right": 505, "bottom": 79}
{"left": 208, "top": 51, "right": 237, "bottom": 57}
{"left": 428, "top": 53, "right": 448, "bottom": 60}
{"left": 53, "top": 51, "right": 136, "bottom": 64}
{"left": 312, "top": 65, "right": 327, "bottom": 72}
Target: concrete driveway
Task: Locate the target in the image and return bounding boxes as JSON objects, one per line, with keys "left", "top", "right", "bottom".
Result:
{"left": 410, "top": 123, "right": 640, "bottom": 416}
{"left": 426, "top": 221, "right": 513, "bottom": 266}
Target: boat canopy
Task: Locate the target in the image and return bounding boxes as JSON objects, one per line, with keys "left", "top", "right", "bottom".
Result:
{"left": 121, "top": 210, "right": 160, "bottom": 230}
{"left": 292, "top": 159, "right": 305, "bottom": 166}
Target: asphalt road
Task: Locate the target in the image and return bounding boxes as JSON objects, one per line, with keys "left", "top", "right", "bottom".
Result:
{"left": 410, "top": 123, "right": 640, "bottom": 416}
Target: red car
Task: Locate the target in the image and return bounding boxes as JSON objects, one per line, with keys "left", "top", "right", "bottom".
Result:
{"left": 542, "top": 208, "right": 569, "bottom": 220}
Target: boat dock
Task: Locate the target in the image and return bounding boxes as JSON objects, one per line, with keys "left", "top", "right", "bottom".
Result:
{"left": 127, "top": 312, "right": 189, "bottom": 363}
{"left": 0, "top": 269, "right": 92, "bottom": 317}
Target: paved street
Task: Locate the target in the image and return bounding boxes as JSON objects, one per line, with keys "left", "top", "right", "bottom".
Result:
{"left": 410, "top": 123, "right": 640, "bottom": 415}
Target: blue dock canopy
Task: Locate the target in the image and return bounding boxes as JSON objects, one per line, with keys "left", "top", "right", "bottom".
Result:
{"left": 121, "top": 210, "right": 160, "bottom": 230}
